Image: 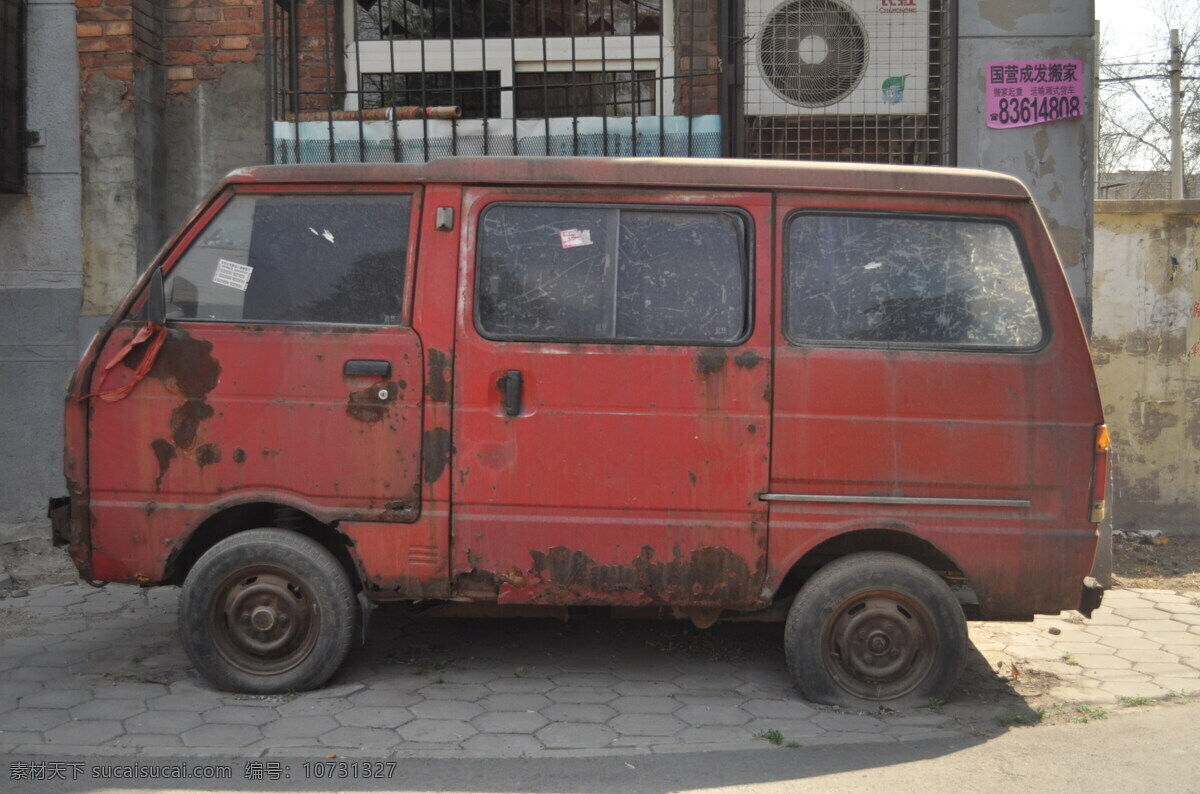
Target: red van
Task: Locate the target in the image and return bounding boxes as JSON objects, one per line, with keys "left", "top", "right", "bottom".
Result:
{"left": 51, "top": 158, "right": 1108, "bottom": 708}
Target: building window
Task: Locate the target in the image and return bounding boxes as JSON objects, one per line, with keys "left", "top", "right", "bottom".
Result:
{"left": 345, "top": 0, "right": 672, "bottom": 119}
{"left": 1, "top": 0, "right": 25, "bottom": 193}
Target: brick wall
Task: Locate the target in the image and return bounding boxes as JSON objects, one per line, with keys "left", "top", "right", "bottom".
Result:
{"left": 675, "top": 0, "right": 720, "bottom": 116}
{"left": 77, "top": 0, "right": 162, "bottom": 86}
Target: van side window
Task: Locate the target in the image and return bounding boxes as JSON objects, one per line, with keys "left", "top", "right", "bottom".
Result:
{"left": 163, "top": 194, "right": 410, "bottom": 325}
{"left": 477, "top": 205, "right": 748, "bottom": 344}
{"left": 785, "top": 214, "right": 1043, "bottom": 348}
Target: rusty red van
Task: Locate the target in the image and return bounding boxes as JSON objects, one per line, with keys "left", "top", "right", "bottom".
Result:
{"left": 51, "top": 157, "right": 1108, "bottom": 707}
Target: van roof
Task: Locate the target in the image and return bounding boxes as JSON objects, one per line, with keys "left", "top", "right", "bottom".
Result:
{"left": 225, "top": 157, "right": 1031, "bottom": 200}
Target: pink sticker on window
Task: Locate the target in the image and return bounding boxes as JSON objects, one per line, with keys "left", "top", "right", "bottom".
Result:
{"left": 986, "top": 60, "right": 1084, "bottom": 129}
{"left": 560, "top": 229, "right": 592, "bottom": 249}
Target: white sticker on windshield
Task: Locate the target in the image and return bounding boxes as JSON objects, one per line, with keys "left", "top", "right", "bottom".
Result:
{"left": 213, "top": 258, "right": 253, "bottom": 291}
{"left": 560, "top": 229, "right": 592, "bottom": 249}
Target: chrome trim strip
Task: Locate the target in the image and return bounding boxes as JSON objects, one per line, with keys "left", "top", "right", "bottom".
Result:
{"left": 759, "top": 493, "right": 1032, "bottom": 509}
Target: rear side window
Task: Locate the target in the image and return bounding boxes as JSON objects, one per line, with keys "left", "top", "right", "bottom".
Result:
{"left": 477, "top": 204, "right": 749, "bottom": 344}
{"left": 785, "top": 213, "right": 1043, "bottom": 348}
{"left": 164, "top": 194, "right": 411, "bottom": 325}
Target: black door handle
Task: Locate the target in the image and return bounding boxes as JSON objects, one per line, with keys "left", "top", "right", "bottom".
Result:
{"left": 497, "top": 369, "right": 523, "bottom": 417}
{"left": 344, "top": 359, "right": 392, "bottom": 377}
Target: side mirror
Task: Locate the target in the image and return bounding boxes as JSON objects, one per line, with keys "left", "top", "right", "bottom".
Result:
{"left": 146, "top": 269, "right": 166, "bottom": 325}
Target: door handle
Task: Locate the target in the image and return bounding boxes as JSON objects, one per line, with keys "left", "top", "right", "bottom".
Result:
{"left": 497, "top": 369, "right": 523, "bottom": 417}
{"left": 344, "top": 359, "right": 392, "bottom": 377}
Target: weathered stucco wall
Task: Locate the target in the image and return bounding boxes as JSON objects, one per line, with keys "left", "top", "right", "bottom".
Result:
{"left": 1093, "top": 200, "right": 1200, "bottom": 533}
{"left": 958, "top": 0, "right": 1094, "bottom": 328}
{"left": 0, "top": 0, "right": 84, "bottom": 521}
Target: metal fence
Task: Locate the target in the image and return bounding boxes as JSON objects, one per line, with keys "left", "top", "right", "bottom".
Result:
{"left": 1, "top": 0, "right": 25, "bottom": 192}
{"left": 264, "top": 0, "right": 950, "bottom": 166}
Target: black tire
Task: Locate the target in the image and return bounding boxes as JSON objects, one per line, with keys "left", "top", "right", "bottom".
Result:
{"left": 784, "top": 551, "right": 966, "bottom": 709}
{"left": 178, "top": 528, "right": 356, "bottom": 694}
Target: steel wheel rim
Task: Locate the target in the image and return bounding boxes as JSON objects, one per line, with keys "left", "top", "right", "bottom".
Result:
{"left": 208, "top": 565, "right": 320, "bottom": 676}
{"left": 820, "top": 589, "right": 938, "bottom": 701}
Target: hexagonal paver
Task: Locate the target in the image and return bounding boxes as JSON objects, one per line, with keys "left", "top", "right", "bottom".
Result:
{"left": 125, "top": 709, "right": 203, "bottom": 734}
{"left": 743, "top": 718, "right": 825, "bottom": 739}
{"left": 545, "top": 687, "right": 617, "bottom": 704}
{"left": 262, "top": 716, "right": 340, "bottom": 738}
{"left": 1070, "top": 654, "right": 1134, "bottom": 670}
{"left": 276, "top": 697, "right": 352, "bottom": 717}
{"left": 44, "top": 719, "right": 124, "bottom": 745}
{"left": 398, "top": 719, "right": 477, "bottom": 743}
{"left": 678, "top": 725, "right": 757, "bottom": 744}
{"left": 335, "top": 706, "right": 414, "bottom": 728}
{"left": 319, "top": 726, "right": 402, "bottom": 749}
{"left": 812, "top": 712, "right": 884, "bottom": 732}
{"left": 1095, "top": 636, "right": 1163, "bottom": 651}
{"left": 418, "top": 683, "right": 489, "bottom": 701}
{"left": 609, "top": 696, "right": 680, "bottom": 714}
{"left": 1128, "top": 620, "right": 1184, "bottom": 634}
{"left": 0, "top": 708, "right": 71, "bottom": 732}
{"left": 1115, "top": 648, "right": 1182, "bottom": 663}
{"left": 608, "top": 713, "right": 686, "bottom": 736}
{"left": 535, "top": 722, "right": 615, "bottom": 749}
{"left": 1147, "top": 631, "right": 1200, "bottom": 646}
{"left": 742, "top": 699, "right": 818, "bottom": 720}
{"left": 541, "top": 703, "right": 616, "bottom": 724}
{"left": 202, "top": 705, "right": 278, "bottom": 726}
{"left": 409, "top": 700, "right": 484, "bottom": 721}
{"left": 485, "top": 677, "right": 556, "bottom": 694}
{"left": 181, "top": 723, "right": 263, "bottom": 747}
{"left": 462, "top": 733, "right": 544, "bottom": 755}
{"left": 480, "top": 693, "right": 552, "bottom": 712}
{"left": 437, "top": 669, "right": 499, "bottom": 685}
{"left": 1133, "top": 663, "right": 1200, "bottom": 677}
{"left": 348, "top": 689, "right": 422, "bottom": 708}
{"left": 472, "top": 711, "right": 549, "bottom": 734}
{"left": 92, "top": 682, "right": 169, "bottom": 700}
{"left": 612, "top": 679, "right": 681, "bottom": 697}
{"left": 145, "top": 693, "right": 224, "bottom": 712}
{"left": 69, "top": 699, "right": 146, "bottom": 721}
{"left": 551, "top": 673, "right": 618, "bottom": 687}
{"left": 676, "top": 704, "right": 750, "bottom": 727}
{"left": 672, "top": 673, "right": 741, "bottom": 690}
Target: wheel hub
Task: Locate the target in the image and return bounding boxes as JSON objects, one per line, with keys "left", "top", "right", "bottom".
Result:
{"left": 209, "top": 568, "right": 319, "bottom": 675}
{"left": 823, "top": 592, "right": 938, "bottom": 700}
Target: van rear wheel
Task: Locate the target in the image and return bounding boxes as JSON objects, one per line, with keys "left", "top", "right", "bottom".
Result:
{"left": 784, "top": 552, "right": 965, "bottom": 709}
{"left": 178, "top": 529, "right": 356, "bottom": 694}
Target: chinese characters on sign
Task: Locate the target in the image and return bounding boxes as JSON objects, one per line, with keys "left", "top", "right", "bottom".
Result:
{"left": 986, "top": 60, "right": 1084, "bottom": 129}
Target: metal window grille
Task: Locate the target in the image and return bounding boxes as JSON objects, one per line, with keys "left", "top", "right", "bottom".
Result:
{"left": 263, "top": 0, "right": 950, "bottom": 166}
{"left": 739, "top": 0, "right": 952, "bottom": 165}
{"left": 1, "top": 0, "right": 25, "bottom": 192}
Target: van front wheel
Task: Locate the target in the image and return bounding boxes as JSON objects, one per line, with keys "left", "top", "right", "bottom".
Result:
{"left": 179, "top": 529, "right": 356, "bottom": 694}
{"left": 784, "top": 552, "right": 965, "bottom": 709}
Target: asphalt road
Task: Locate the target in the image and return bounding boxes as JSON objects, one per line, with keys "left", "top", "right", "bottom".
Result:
{"left": 5, "top": 699, "right": 1198, "bottom": 793}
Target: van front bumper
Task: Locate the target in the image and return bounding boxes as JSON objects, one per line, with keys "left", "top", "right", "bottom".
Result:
{"left": 48, "top": 496, "right": 71, "bottom": 547}
{"left": 1078, "top": 576, "right": 1105, "bottom": 618}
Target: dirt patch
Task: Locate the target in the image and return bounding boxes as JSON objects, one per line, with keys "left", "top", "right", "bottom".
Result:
{"left": 1112, "top": 533, "right": 1200, "bottom": 591}
{"left": 0, "top": 519, "right": 77, "bottom": 594}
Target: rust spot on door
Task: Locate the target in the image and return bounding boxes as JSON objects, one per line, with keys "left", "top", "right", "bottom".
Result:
{"left": 196, "top": 443, "right": 221, "bottom": 467}
{"left": 695, "top": 350, "right": 727, "bottom": 376}
{"left": 427, "top": 349, "right": 451, "bottom": 403}
{"left": 423, "top": 427, "right": 452, "bottom": 483}
{"left": 151, "top": 439, "right": 175, "bottom": 490}
{"left": 346, "top": 381, "right": 396, "bottom": 423}
{"left": 150, "top": 330, "right": 222, "bottom": 398}
{"left": 232, "top": 447, "right": 247, "bottom": 463}
{"left": 515, "top": 544, "right": 756, "bottom": 605}
{"left": 170, "top": 399, "right": 214, "bottom": 449}
{"left": 734, "top": 350, "right": 762, "bottom": 369}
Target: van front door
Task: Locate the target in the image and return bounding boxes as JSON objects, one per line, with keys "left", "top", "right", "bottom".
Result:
{"left": 85, "top": 190, "right": 423, "bottom": 582}
{"left": 450, "top": 188, "right": 773, "bottom": 608}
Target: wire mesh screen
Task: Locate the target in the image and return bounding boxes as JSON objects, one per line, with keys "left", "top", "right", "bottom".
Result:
{"left": 266, "top": 0, "right": 722, "bottom": 163}
{"left": 1, "top": 0, "right": 25, "bottom": 192}
{"left": 741, "top": 0, "right": 950, "bottom": 165}
{"left": 264, "top": 0, "right": 949, "bottom": 165}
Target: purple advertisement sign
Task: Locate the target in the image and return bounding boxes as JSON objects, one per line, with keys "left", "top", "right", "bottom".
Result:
{"left": 986, "top": 60, "right": 1084, "bottom": 129}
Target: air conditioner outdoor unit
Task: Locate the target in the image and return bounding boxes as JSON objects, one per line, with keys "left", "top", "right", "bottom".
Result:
{"left": 745, "top": 0, "right": 930, "bottom": 116}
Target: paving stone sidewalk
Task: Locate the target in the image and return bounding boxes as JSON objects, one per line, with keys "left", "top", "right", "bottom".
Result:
{"left": 0, "top": 582, "right": 1197, "bottom": 760}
